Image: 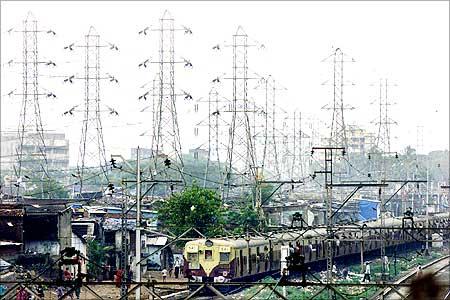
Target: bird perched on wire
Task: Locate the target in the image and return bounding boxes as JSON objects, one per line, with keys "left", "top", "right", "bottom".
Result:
{"left": 212, "top": 110, "right": 220, "bottom": 116}
{"left": 63, "top": 105, "right": 78, "bottom": 116}
{"left": 64, "top": 43, "right": 74, "bottom": 51}
{"left": 7, "top": 59, "right": 13, "bottom": 66}
{"left": 46, "top": 92, "right": 57, "bottom": 98}
{"left": 212, "top": 77, "right": 220, "bottom": 83}
{"left": 108, "top": 43, "right": 119, "bottom": 51}
{"left": 138, "top": 27, "right": 149, "bottom": 35}
{"left": 63, "top": 75, "right": 75, "bottom": 84}
{"left": 46, "top": 30, "right": 56, "bottom": 35}
{"left": 138, "top": 91, "right": 149, "bottom": 101}
{"left": 45, "top": 61, "right": 56, "bottom": 67}
{"left": 138, "top": 59, "right": 149, "bottom": 68}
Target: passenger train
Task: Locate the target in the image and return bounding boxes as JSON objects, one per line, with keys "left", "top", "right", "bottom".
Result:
{"left": 183, "top": 213, "right": 450, "bottom": 283}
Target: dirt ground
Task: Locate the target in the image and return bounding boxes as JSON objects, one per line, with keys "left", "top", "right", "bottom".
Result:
{"left": 38, "top": 271, "right": 188, "bottom": 299}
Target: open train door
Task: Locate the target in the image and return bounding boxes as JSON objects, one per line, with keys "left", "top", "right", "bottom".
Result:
{"left": 280, "top": 245, "right": 289, "bottom": 275}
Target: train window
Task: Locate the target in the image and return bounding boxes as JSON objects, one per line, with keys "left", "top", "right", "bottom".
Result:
{"left": 220, "top": 252, "right": 230, "bottom": 262}
{"left": 205, "top": 250, "right": 213, "bottom": 260}
{"left": 187, "top": 253, "right": 198, "bottom": 261}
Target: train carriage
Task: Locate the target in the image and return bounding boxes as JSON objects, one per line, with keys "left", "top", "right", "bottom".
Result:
{"left": 183, "top": 213, "right": 450, "bottom": 284}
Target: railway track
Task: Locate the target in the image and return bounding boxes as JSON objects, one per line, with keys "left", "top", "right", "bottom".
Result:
{"left": 370, "top": 255, "right": 450, "bottom": 300}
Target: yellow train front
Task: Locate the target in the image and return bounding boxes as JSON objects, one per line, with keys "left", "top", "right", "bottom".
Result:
{"left": 183, "top": 238, "right": 276, "bottom": 283}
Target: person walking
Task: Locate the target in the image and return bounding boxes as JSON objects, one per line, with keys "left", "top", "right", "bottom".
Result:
{"left": 383, "top": 255, "right": 390, "bottom": 278}
{"left": 174, "top": 258, "right": 181, "bottom": 279}
{"left": 362, "top": 262, "right": 371, "bottom": 282}
{"left": 342, "top": 267, "right": 349, "bottom": 280}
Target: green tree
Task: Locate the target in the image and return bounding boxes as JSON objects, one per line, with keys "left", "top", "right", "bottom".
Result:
{"left": 24, "top": 177, "right": 70, "bottom": 198}
{"left": 225, "top": 205, "right": 262, "bottom": 234}
{"left": 157, "top": 184, "right": 224, "bottom": 237}
{"left": 86, "top": 240, "right": 113, "bottom": 279}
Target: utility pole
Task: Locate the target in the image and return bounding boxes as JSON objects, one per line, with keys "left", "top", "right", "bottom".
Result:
{"left": 135, "top": 147, "right": 141, "bottom": 300}
{"left": 425, "top": 158, "right": 430, "bottom": 255}
{"left": 312, "top": 147, "right": 387, "bottom": 297}
{"left": 311, "top": 146, "right": 345, "bottom": 293}
{"left": 112, "top": 150, "right": 182, "bottom": 299}
{"left": 120, "top": 181, "right": 128, "bottom": 298}
{"left": 360, "top": 227, "right": 364, "bottom": 272}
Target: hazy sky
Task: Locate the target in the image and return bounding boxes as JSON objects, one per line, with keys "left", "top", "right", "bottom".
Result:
{"left": 1, "top": 1, "right": 449, "bottom": 166}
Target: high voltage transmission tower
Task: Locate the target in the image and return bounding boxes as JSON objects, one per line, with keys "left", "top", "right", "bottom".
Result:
{"left": 63, "top": 26, "right": 119, "bottom": 194}
{"left": 220, "top": 26, "right": 265, "bottom": 206}
{"left": 258, "top": 76, "right": 286, "bottom": 182}
{"left": 138, "top": 10, "right": 192, "bottom": 176}
{"left": 193, "top": 87, "right": 230, "bottom": 187}
{"left": 321, "top": 48, "right": 355, "bottom": 150}
{"left": 6, "top": 12, "right": 57, "bottom": 194}
{"left": 290, "top": 110, "right": 310, "bottom": 180}
{"left": 372, "top": 78, "right": 397, "bottom": 153}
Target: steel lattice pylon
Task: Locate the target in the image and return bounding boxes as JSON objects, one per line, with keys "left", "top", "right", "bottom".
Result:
{"left": 151, "top": 11, "right": 184, "bottom": 169}
{"left": 15, "top": 13, "right": 49, "bottom": 185}
{"left": 329, "top": 48, "right": 347, "bottom": 149}
{"left": 201, "top": 88, "right": 229, "bottom": 186}
{"left": 77, "top": 27, "right": 108, "bottom": 192}
{"left": 223, "top": 26, "right": 258, "bottom": 203}
{"left": 260, "top": 76, "right": 282, "bottom": 181}
{"left": 373, "top": 78, "right": 397, "bottom": 153}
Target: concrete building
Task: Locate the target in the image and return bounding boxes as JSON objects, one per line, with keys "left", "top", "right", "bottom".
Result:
{"left": 188, "top": 148, "right": 208, "bottom": 160}
{"left": 0, "top": 132, "right": 70, "bottom": 171}
{"left": 346, "top": 125, "right": 376, "bottom": 154}
{"left": 319, "top": 125, "right": 375, "bottom": 154}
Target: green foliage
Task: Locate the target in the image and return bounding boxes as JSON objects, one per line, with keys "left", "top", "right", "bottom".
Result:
{"left": 157, "top": 184, "right": 224, "bottom": 237}
{"left": 224, "top": 205, "right": 262, "bottom": 234}
{"left": 24, "top": 177, "right": 69, "bottom": 198}
{"left": 86, "top": 240, "right": 113, "bottom": 278}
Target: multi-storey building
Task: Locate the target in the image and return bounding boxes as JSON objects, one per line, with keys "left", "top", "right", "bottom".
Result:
{"left": 1, "top": 132, "right": 70, "bottom": 172}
